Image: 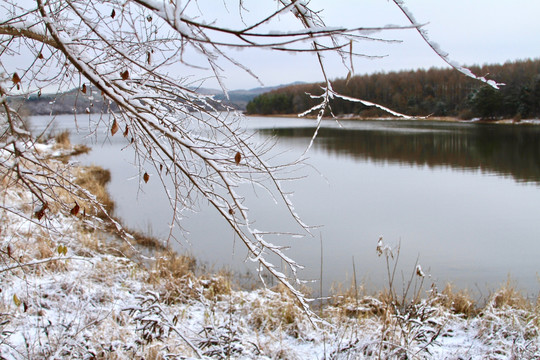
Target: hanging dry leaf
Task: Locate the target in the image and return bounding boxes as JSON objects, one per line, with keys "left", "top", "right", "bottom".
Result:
{"left": 146, "top": 51, "right": 151, "bottom": 65}
{"left": 36, "top": 210, "right": 45, "bottom": 220}
{"left": 228, "top": 208, "right": 235, "bottom": 215}
{"left": 12, "top": 72, "right": 20, "bottom": 85}
{"left": 120, "top": 70, "right": 129, "bottom": 80}
{"left": 81, "top": 84, "right": 87, "bottom": 94}
{"left": 38, "top": 52, "right": 44, "bottom": 60}
{"left": 143, "top": 172, "right": 150, "bottom": 183}
{"left": 57, "top": 245, "right": 68, "bottom": 255}
{"left": 13, "top": 294, "right": 21, "bottom": 307}
{"left": 123, "top": 125, "right": 129, "bottom": 137}
{"left": 111, "top": 9, "right": 116, "bottom": 18}
{"left": 111, "top": 119, "right": 119, "bottom": 136}
{"left": 7, "top": 244, "right": 11, "bottom": 258}
{"left": 35, "top": 203, "right": 48, "bottom": 221}
{"left": 234, "top": 152, "right": 241, "bottom": 165}
{"left": 12, "top": 72, "right": 21, "bottom": 89}
{"left": 159, "top": 164, "right": 163, "bottom": 172}
{"left": 71, "top": 202, "right": 80, "bottom": 216}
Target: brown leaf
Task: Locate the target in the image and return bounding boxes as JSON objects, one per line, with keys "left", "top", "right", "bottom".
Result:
{"left": 12, "top": 72, "right": 20, "bottom": 85}
{"left": 120, "top": 70, "right": 129, "bottom": 80}
{"left": 234, "top": 152, "right": 241, "bottom": 165}
{"left": 35, "top": 203, "right": 48, "bottom": 221}
{"left": 146, "top": 51, "right": 151, "bottom": 65}
{"left": 7, "top": 244, "right": 11, "bottom": 258}
{"left": 111, "top": 9, "right": 116, "bottom": 18}
{"left": 81, "top": 84, "right": 87, "bottom": 94}
{"left": 13, "top": 294, "right": 21, "bottom": 307}
{"left": 143, "top": 172, "right": 150, "bottom": 183}
{"left": 159, "top": 164, "right": 163, "bottom": 172}
{"left": 228, "top": 208, "right": 235, "bottom": 215}
{"left": 111, "top": 119, "right": 119, "bottom": 136}
{"left": 123, "top": 125, "right": 129, "bottom": 137}
{"left": 70, "top": 202, "right": 80, "bottom": 216}
{"left": 38, "top": 52, "right": 44, "bottom": 60}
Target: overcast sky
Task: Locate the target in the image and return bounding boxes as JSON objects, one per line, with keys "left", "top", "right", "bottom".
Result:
{"left": 3, "top": 1, "right": 540, "bottom": 92}
{"left": 191, "top": 0, "right": 540, "bottom": 90}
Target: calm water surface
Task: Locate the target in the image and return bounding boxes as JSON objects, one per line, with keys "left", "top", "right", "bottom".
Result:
{"left": 31, "top": 115, "right": 540, "bottom": 296}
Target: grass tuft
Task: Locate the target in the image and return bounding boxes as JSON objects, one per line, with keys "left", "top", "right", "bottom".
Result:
{"left": 438, "top": 283, "right": 477, "bottom": 317}
{"left": 75, "top": 165, "right": 114, "bottom": 217}
{"left": 490, "top": 279, "right": 531, "bottom": 310}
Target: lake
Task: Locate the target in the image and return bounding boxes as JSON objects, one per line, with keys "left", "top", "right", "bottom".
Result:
{"left": 30, "top": 114, "right": 540, "bottom": 298}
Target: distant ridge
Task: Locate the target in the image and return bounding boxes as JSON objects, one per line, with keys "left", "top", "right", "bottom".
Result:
{"left": 201, "top": 81, "right": 306, "bottom": 110}
{"left": 16, "top": 82, "right": 306, "bottom": 116}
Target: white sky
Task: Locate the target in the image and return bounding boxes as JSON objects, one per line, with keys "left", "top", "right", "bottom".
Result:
{"left": 3, "top": 1, "right": 540, "bottom": 92}
{"left": 191, "top": 0, "right": 540, "bottom": 90}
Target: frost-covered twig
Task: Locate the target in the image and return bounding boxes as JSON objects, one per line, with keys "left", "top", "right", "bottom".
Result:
{"left": 0, "top": 255, "right": 92, "bottom": 274}
{"left": 124, "top": 291, "right": 206, "bottom": 358}
{"left": 392, "top": 0, "right": 504, "bottom": 89}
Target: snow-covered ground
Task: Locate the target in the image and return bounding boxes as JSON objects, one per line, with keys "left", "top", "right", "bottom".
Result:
{"left": 1, "top": 142, "right": 539, "bottom": 359}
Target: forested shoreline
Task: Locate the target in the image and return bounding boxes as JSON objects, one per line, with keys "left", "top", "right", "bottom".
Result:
{"left": 246, "top": 59, "right": 540, "bottom": 120}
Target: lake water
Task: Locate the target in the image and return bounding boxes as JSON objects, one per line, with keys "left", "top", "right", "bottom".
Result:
{"left": 30, "top": 114, "right": 540, "bottom": 297}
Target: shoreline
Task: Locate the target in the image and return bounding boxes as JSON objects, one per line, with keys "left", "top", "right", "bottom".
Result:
{"left": 245, "top": 112, "right": 540, "bottom": 125}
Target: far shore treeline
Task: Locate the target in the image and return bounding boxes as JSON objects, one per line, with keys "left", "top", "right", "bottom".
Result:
{"left": 246, "top": 59, "right": 540, "bottom": 120}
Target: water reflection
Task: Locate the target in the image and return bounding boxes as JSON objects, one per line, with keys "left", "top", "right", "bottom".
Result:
{"left": 259, "top": 121, "right": 540, "bottom": 184}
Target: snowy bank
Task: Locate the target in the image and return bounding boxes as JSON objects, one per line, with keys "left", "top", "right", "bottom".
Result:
{"left": 1, "top": 142, "right": 539, "bottom": 359}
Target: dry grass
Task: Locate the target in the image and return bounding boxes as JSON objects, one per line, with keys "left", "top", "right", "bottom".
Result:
{"left": 54, "top": 130, "right": 71, "bottom": 149}
{"left": 129, "top": 229, "right": 166, "bottom": 250}
{"left": 151, "top": 250, "right": 196, "bottom": 280}
{"left": 145, "top": 250, "right": 199, "bottom": 304}
{"left": 51, "top": 130, "right": 90, "bottom": 161}
{"left": 74, "top": 165, "right": 114, "bottom": 217}
{"left": 327, "top": 282, "right": 386, "bottom": 319}
{"left": 437, "top": 283, "right": 477, "bottom": 317}
{"left": 489, "top": 280, "right": 532, "bottom": 311}
{"left": 247, "top": 284, "right": 309, "bottom": 337}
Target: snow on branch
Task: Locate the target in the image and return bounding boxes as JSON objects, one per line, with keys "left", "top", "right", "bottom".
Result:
{"left": 392, "top": 0, "right": 504, "bottom": 89}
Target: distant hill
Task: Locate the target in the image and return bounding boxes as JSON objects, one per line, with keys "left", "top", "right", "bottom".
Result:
{"left": 15, "top": 82, "right": 305, "bottom": 116}
{"left": 10, "top": 87, "right": 116, "bottom": 116}
{"left": 193, "top": 82, "right": 306, "bottom": 110}
{"left": 246, "top": 59, "right": 540, "bottom": 120}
